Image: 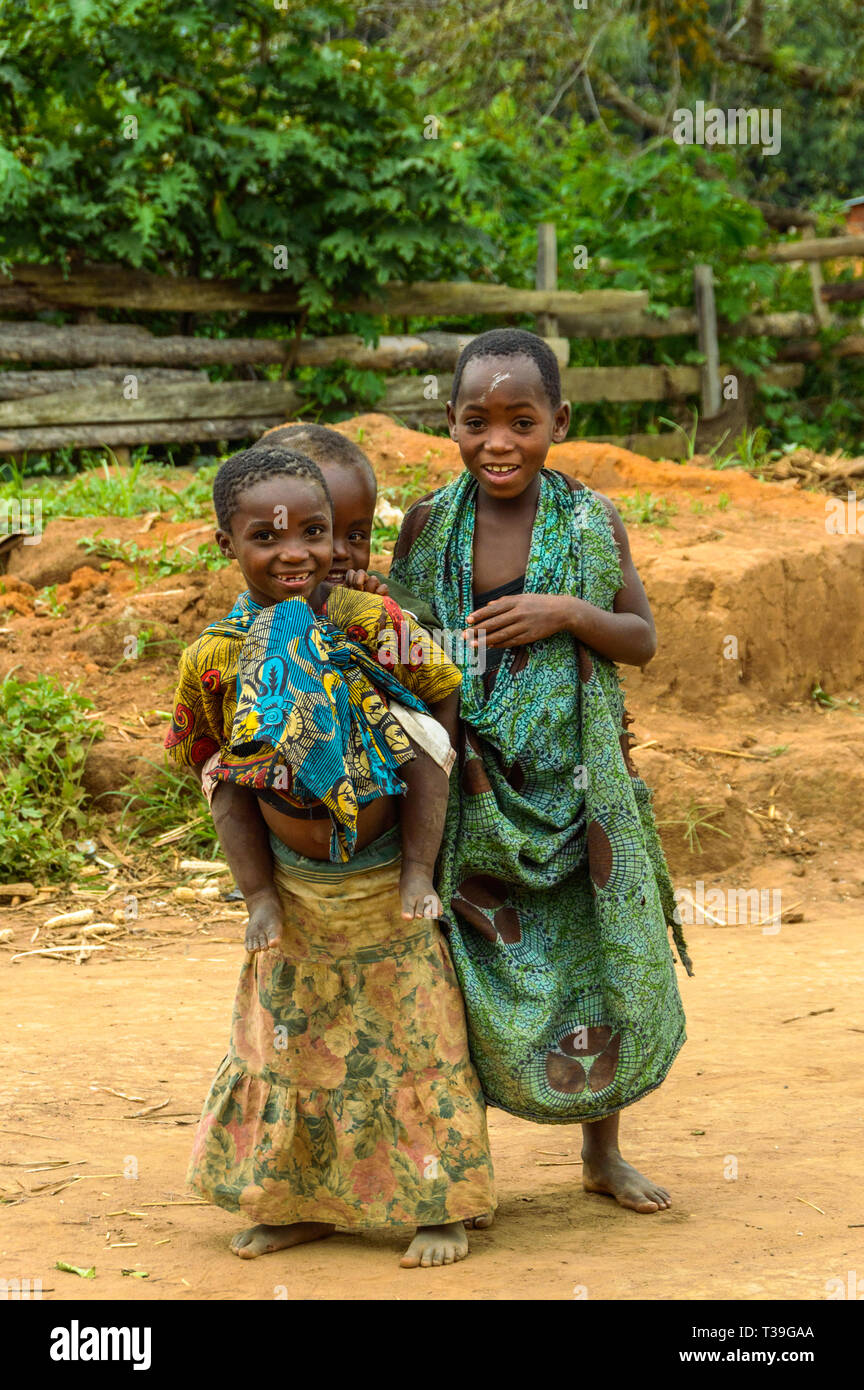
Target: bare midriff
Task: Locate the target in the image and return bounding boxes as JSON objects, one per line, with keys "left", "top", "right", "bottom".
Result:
{"left": 259, "top": 792, "right": 399, "bottom": 861}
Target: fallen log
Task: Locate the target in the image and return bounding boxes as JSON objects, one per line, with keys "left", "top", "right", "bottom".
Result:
{"left": 0, "top": 324, "right": 568, "bottom": 370}
{"left": 0, "top": 417, "right": 285, "bottom": 452}
{"left": 820, "top": 281, "right": 864, "bottom": 303}
{"left": 0, "top": 368, "right": 207, "bottom": 400}
{"left": 747, "top": 234, "right": 864, "bottom": 263}
{"left": 0, "top": 379, "right": 301, "bottom": 428}
{"left": 382, "top": 362, "right": 805, "bottom": 410}
{"left": 775, "top": 335, "right": 864, "bottom": 362}
{"left": 0, "top": 263, "right": 647, "bottom": 317}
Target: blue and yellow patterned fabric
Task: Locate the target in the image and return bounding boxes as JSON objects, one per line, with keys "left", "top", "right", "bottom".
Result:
{"left": 165, "top": 587, "right": 461, "bottom": 861}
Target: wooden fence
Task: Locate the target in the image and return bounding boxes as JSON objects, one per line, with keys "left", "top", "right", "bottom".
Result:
{"left": 0, "top": 227, "right": 862, "bottom": 458}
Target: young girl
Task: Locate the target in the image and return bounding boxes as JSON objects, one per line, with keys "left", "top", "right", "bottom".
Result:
{"left": 165, "top": 445, "right": 495, "bottom": 1266}
{"left": 390, "top": 328, "right": 692, "bottom": 1216}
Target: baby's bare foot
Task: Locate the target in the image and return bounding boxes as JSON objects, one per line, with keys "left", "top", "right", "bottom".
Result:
{"left": 400, "top": 1221, "right": 469, "bottom": 1268}
{"left": 399, "top": 863, "right": 442, "bottom": 921}
{"left": 230, "top": 1221, "right": 334, "bottom": 1258}
{"left": 582, "top": 1151, "right": 671, "bottom": 1213}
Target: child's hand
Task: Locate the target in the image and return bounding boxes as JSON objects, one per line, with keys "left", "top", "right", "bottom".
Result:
{"left": 244, "top": 895, "right": 283, "bottom": 954}
{"left": 344, "top": 569, "right": 390, "bottom": 597}
{"left": 465, "top": 593, "right": 578, "bottom": 648}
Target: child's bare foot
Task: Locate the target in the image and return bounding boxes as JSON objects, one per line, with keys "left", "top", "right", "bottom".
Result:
{"left": 463, "top": 1213, "right": 494, "bottom": 1229}
{"left": 581, "top": 1151, "right": 671, "bottom": 1213}
{"left": 244, "top": 894, "right": 283, "bottom": 954}
{"left": 400, "top": 1221, "right": 469, "bottom": 1268}
{"left": 230, "top": 1221, "right": 334, "bottom": 1258}
{"left": 399, "top": 862, "right": 443, "bottom": 921}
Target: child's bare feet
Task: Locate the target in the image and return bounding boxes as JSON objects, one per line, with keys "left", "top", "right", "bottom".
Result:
{"left": 230, "top": 1221, "right": 334, "bottom": 1258}
{"left": 581, "top": 1151, "right": 671, "bottom": 1213}
{"left": 399, "top": 861, "right": 443, "bottom": 921}
{"left": 400, "top": 1221, "right": 469, "bottom": 1267}
{"left": 244, "top": 894, "right": 283, "bottom": 954}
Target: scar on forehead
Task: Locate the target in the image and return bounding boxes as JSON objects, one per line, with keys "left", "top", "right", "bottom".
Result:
{"left": 488, "top": 371, "right": 512, "bottom": 391}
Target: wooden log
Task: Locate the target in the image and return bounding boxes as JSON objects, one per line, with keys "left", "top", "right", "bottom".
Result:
{"left": 0, "top": 368, "right": 207, "bottom": 400}
{"left": 775, "top": 334, "right": 864, "bottom": 362}
{"left": 731, "top": 311, "right": 820, "bottom": 338}
{"left": 556, "top": 308, "right": 820, "bottom": 340}
{"left": 693, "top": 264, "right": 722, "bottom": 419}
{"left": 807, "top": 262, "right": 832, "bottom": 328}
{"left": 0, "top": 418, "right": 286, "bottom": 453}
{"left": 820, "top": 280, "right": 864, "bottom": 303}
{"left": 558, "top": 307, "right": 698, "bottom": 339}
{"left": 535, "top": 224, "right": 559, "bottom": 338}
{"left": 747, "top": 234, "right": 864, "bottom": 263}
{"left": 0, "top": 324, "right": 568, "bottom": 371}
{"left": 579, "top": 433, "right": 690, "bottom": 461}
{"left": 0, "top": 380, "right": 301, "bottom": 428}
{"left": 0, "top": 263, "right": 648, "bottom": 317}
{"left": 351, "top": 283, "right": 648, "bottom": 318}
{"left": 383, "top": 362, "right": 805, "bottom": 409}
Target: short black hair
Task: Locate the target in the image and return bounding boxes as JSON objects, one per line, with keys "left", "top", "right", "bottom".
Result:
{"left": 450, "top": 328, "right": 562, "bottom": 410}
{"left": 258, "top": 423, "right": 376, "bottom": 490}
{"left": 212, "top": 445, "right": 332, "bottom": 531}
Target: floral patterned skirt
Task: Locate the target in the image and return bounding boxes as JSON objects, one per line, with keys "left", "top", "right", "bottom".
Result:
{"left": 187, "top": 827, "right": 496, "bottom": 1229}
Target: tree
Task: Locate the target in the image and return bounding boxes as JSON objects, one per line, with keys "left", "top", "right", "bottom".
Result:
{"left": 0, "top": 0, "right": 504, "bottom": 311}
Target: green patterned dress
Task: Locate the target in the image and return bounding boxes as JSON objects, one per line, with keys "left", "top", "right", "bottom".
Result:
{"left": 390, "top": 469, "right": 690, "bottom": 1124}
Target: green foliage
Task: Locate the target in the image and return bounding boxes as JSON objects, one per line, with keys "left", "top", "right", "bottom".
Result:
{"left": 811, "top": 682, "right": 861, "bottom": 713}
{"left": 712, "top": 427, "right": 775, "bottom": 473}
{"left": 0, "top": 675, "right": 101, "bottom": 881}
{"left": 114, "top": 761, "right": 220, "bottom": 858}
{"left": 294, "top": 362, "right": 386, "bottom": 416}
{"left": 658, "top": 799, "right": 732, "bottom": 855}
{"left": 0, "top": 0, "right": 494, "bottom": 309}
{"left": 80, "top": 532, "right": 230, "bottom": 581}
{"left": 616, "top": 490, "right": 678, "bottom": 527}
{"left": 0, "top": 454, "right": 220, "bottom": 523}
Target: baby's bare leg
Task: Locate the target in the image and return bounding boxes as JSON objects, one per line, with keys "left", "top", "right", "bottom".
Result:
{"left": 398, "top": 744, "right": 449, "bottom": 920}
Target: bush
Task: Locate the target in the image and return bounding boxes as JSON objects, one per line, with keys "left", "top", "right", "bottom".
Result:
{"left": 0, "top": 676, "right": 101, "bottom": 881}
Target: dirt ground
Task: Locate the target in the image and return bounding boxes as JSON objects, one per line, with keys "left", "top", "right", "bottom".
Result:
{"left": 1, "top": 415, "right": 863, "bottom": 1301}
{"left": 1, "top": 900, "right": 861, "bottom": 1302}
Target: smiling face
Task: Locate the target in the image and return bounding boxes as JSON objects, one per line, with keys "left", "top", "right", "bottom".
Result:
{"left": 317, "top": 462, "right": 376, "bottom": 583}
{"left": 216, "top": 474, "right": 333, "bottom": 609}
{"left": 447, "top": 354, "right": 570, "bottom": 501}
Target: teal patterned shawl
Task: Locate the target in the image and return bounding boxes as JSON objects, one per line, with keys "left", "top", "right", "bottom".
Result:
{"left": 391, "top": 469, "right": 690, "bottom": 1123}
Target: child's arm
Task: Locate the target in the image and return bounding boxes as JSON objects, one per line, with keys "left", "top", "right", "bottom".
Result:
{"left": 209, "top": 781, "right": 284, "bottom": 953}
{"left": 466, "top": 495, "right": 656, "bottom": 668}
{"left": 182, "top": 759, "right": 283, "bottom": 954}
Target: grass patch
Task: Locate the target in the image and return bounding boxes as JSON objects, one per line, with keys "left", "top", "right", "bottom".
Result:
{"left": 0, "top": 674, "right": 102, "bottom": 881}
{"left": 79, "top": 534, "right": 230, "bottom": 583}
{"left": 112, "top": 762, "right": 221, "bottom": 860}
{"left": 811, "top": 682, "right": 861, "bottom": 714}
{"left": 0, "top": 451, "right": 221, "bottom": 525}
{"left": 617, "top": 490, "right": 678, "bottom": 527}
{"left": 658, "top": 800, "right": 731, "bottom": 855}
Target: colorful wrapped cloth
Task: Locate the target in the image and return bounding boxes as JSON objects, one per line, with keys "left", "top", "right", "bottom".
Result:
{"left": 390, "top": 469, "right": 690, "bottom": 1124}
{"left": 165, "top": 587, "right": 461, "bottom": 860}
{"left": 187, "top": 825, "right": 496, "bottom": 1229}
